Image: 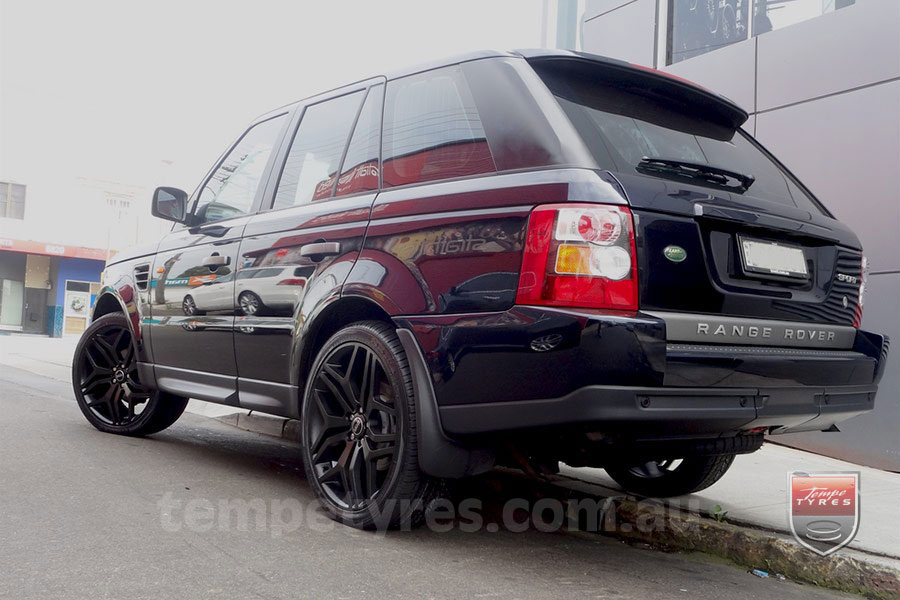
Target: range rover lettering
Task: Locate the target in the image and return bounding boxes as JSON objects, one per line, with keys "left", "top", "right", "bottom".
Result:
{"left": 73, "top": 50, "right": 889, "bottom": 529}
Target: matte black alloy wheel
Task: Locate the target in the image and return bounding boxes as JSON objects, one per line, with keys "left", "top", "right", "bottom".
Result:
{"left": 306, "top": 342, "right": 400, "bottom": 510}
{"left": 78, "top": 323, "right": 152, "bottom": 426}
{"left": 73, "top": 313, "right": 189, "bottom": 436}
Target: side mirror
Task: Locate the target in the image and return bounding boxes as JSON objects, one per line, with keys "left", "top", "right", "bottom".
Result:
{"left": 151, "top": 187, "right": 188, "bottom": 223}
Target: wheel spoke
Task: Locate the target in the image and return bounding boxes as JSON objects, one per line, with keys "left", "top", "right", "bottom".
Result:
{"left": 359, "top": 349, "right": 377, "bottom": 413}
{"left": 311, "top": 430, "right": 350, "bottom": 464}
{"left": 81, "top": 372, "right": 107, "bottom": 395}
{"left": 93, "top": 336, "right": 120, "bottom": 367}
{"left": 84, "top": 347, "right": 113, "bottom": 374}
{"left": 87, "top": 385, "right": 115, "bottom": 408}
{"left": 368, "top": 394, "right": 396, "bottom": 417}
{"left": 347, "top": 443, "right": 365, "bottom": 507}
{"left": 367, "top": 430, "right": 397, "bottom": 444}
{"left": 362, "top": 437, "right": 395, "bottom": 461}
{"left": 318, "top": 365, "right": 355, "bottom": 415}
{"left": 108, "top": 385, "right": 123, "bottom": 424}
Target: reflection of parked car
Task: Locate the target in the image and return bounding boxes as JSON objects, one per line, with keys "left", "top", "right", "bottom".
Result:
{"left": 181, "top": 273, "right": 234, "bottom": 315}
{"left": 78, "top": 50, "right": 887, "bottom": 532}
{"left": 235, "top": 266, "right": 314, "bottom": 315}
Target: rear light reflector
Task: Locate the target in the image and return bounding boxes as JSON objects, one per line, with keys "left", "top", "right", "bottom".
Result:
{"left": 516, "top": 203, "right": 638, "bottom": 310}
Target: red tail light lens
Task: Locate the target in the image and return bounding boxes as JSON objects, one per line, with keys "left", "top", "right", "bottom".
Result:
{"left": 516, "top": 203, "right": 638, "bottom": 310}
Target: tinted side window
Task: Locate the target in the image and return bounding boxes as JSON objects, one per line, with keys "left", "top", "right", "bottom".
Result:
{"left": 335, "top": 85, "right": 383, "bottom": 197}
{"left": 382, "top": 66, "right": 494, "bottom": 188}
{"left": 194, "top": 114, "right": 286, "bottom": 225}
{"left": 272, "top": 91, "right": 364, "bottom": 210}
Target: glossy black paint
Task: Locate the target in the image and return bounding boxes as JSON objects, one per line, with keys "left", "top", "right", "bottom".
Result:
{"left": 235, "top": 193, "right": 373, "bottom": 386}
{"left": 624, "top": 172, "right": 863, "bottom": 326}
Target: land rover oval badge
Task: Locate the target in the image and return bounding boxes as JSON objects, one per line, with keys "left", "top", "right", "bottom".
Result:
{"left": 663, "top": 245, "right": 687, "bottom": 263}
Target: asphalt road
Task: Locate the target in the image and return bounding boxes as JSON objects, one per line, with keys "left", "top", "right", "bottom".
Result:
{"left": 0, "top": 364, "right": 853, "bottom": 600}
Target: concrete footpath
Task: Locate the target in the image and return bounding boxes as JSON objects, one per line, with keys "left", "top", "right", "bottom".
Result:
{"left": 3, "top": 334, "right": 898, "bottom": 597}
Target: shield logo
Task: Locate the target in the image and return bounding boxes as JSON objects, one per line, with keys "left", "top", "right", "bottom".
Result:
{"left": 788, "top": 471, "right": 860, "bottom": 556}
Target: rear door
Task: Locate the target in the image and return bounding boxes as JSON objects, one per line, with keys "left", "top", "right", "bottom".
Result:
{"left": 234, "top": 81, "right": 384, "bottom": 415}
{"left": 148, "top": 113, "right": 289, "bottom": 396}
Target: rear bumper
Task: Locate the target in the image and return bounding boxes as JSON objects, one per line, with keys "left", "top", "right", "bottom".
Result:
{"left": 396, "top": 306, "right": 888, "bottom": 438}
{"left": 438, "top": 383, "right": 877, "bottom": 436}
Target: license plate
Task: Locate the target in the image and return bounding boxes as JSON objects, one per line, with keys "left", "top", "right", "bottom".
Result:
{"left": 739, "top": 237, "right": 808, "bottom": 279}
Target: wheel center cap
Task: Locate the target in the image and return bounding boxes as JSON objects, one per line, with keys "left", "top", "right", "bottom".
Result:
{"left": 112, "top": 369, "right": 126, "bottom": 383}
{"left": 350, "top": 415, "right": 365, "bottom": 438}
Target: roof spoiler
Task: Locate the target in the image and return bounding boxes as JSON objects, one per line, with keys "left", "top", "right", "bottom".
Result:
{"left": 516, "top": 49, "right": 749, "bottom": 131}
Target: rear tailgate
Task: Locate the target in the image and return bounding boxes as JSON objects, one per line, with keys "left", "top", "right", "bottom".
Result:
{"left": 529, "top": 53, "right": 864, "bottom": 330}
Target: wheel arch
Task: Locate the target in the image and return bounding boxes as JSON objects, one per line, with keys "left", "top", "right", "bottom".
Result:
{"left": 292, "top": 294, "right": 394, "bottom": 396}
{"left": 90, "top": 288, "right": 145, "bottom": 357}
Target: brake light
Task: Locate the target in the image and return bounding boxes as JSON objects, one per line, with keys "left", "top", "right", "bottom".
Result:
{"left": 853, "top": 255, "right": 868, "bottom": 328}
{"left": 516, "top": 203, "right": 638, "bottom": 310}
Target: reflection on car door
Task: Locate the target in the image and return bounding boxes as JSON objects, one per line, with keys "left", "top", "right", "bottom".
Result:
{"left": 147, "top": 113, "right": 288, "bottom": 401}
{"left": 233, "top": 82, "right": 384, "bottom": 416}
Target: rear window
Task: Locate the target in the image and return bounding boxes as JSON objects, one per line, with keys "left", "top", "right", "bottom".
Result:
{"left": 382, "top": 65, "right": 495, "bottom": 187}
{"left": 539, "top": 69, "right": 824, "bottom": 214}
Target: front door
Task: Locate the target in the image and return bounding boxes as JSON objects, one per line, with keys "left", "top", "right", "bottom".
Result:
{"left": 146, "top": 113, "right": 289, "bottom": 397}
{"left": 233, "top": 82, "right": 384, "bottom": 416}
{"left": 22, "top": 287, "right": 46, "bottom": 334}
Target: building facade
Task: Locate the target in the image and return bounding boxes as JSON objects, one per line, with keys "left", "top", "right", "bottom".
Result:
{"left": 582, "top": 0, "right": 899, "bottom": 469}
{"left": 0, "top": 177, "right": 169, "bottom": 337}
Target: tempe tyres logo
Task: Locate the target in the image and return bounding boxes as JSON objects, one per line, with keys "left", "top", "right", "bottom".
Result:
{"left": 789, "top": 472, "right": 860, "bottom": 556}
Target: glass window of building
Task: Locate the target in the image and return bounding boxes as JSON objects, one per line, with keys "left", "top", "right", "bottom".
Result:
{"left": 667, "top": 0, "right": 857, "bottom": 65}
{"left": 0, "top": 182, "right": 26, "bottom": 220}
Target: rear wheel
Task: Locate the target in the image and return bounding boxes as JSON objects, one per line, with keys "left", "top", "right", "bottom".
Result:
{"left": 605, "top": 454, "right": 735, "bottom": 497}
{"left": 73, "top": 313, "right": 188, "bottom": 436}
{"left": 300, "top": 321, "right": 433, "bottom": 529}
{"left": 238, "top": 291, "right": 263, "bottom": 316}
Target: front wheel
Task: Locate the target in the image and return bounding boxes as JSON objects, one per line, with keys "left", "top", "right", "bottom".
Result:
{"left": 605, "top": 454, "right": 735, "bottom": 497}
{"left": 300, "top": 321, "right": 434, "bottom": 529}
{"left": 72, "top": 313, "right": 188, "bottom": 436}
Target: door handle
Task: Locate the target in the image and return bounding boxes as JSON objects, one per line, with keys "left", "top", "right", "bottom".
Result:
{"left": 300, "top": 242, "right": 341, "bottom": 260}
{"left": 202, "top": 254, "right": 230, "bottom": 268}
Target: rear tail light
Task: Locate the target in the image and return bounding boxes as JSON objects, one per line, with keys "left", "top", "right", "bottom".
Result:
{"left": 853, "top": 255, "right": 868, "bottom": 328}
{"left": 516, "top": 203, "right": 638, "bottom": 310}
{"left": 277, "top": 278, "right": 307, "bottom": 286}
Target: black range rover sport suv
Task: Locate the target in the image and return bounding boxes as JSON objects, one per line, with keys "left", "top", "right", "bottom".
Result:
{"left": 74, "top": 50, "right": 889, "bottom": 529}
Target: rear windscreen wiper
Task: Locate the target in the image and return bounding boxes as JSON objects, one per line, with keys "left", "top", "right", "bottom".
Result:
{"left": 637, "top": 157, "right": 756, "bottom": 192}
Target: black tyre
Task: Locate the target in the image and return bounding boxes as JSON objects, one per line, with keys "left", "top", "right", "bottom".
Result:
{"left": 73, "top": 313, "right": 188, "bottom": 436}
{"left": 300, "top": 321, "right": 433, "bottom": 529}
{"left": 605, "top": 454, "right": 735, "bottom": 497}
{"left": 238, "top": 291, "right": 263, "bottom": 316}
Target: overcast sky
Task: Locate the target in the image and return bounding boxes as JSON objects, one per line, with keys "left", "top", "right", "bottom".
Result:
{"left": 1, "top": 1, "right": 545, "bottom": 198}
